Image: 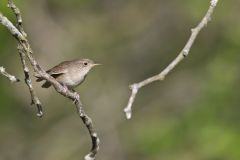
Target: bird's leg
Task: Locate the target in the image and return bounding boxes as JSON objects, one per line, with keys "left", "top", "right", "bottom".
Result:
{"left": 62, "top": 85, "right": 79, "bottom": 103}
{"left": 71, "top": 88, "right": 80, "bottom": 104}
{"left": 62, "top": 84, "right": 68, "bottom": 92}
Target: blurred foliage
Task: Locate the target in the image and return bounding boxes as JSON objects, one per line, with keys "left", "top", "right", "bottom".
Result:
{"left": 0, "top": 0, "right": 240, "bottom": 160}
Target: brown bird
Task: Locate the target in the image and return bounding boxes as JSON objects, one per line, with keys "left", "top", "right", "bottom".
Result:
{"left": 36, "top": 58, "right": 100, "bottom": 89}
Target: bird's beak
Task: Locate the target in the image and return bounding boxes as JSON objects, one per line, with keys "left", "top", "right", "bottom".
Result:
{"left": 92, "top": 63, "right": 102, "bottom": 66}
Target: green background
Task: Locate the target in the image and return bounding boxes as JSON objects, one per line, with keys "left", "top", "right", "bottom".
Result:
{"left": 0, "top": 0, "right": 239, "bottom": 160}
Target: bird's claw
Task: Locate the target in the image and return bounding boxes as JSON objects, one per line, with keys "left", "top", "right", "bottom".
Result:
{"left": 62, "top": 85, "right": 68, "bottom": 92}
{"left": 73, "top": 92, "right": 80, "bottom": 104}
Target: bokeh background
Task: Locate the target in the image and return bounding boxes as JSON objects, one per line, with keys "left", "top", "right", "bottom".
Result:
{"left": 0, "top": 0, "right": 240, "bottom": 160}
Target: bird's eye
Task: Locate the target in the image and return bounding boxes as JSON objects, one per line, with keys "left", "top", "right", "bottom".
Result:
{"left": 84, "top": 62, "right": 88, "bottom": 66}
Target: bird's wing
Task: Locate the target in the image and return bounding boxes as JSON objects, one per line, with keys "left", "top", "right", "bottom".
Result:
{"left": 47, "top": 61, "right": 71, "bottom": 77}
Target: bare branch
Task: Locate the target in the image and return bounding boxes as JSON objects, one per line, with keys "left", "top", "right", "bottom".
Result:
{"left": 124, "top": 0, "right": 219, "bottom": 119}
{"left": 7, "top": 0, "right": 27, "bottom": 37}
{"left": 7, "top": 0, "right": 43, "bottom": 117}
{"left": 0, "top": 1, "right": 100, "bottom": 159}
{"left": 0, "top": 66, "right": 20, "bottom": 82}
{"left": 18, "top": 47, "right": 43, "bottom": 117}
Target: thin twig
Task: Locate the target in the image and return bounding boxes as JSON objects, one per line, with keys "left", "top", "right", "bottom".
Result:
{"left": 8, "top": 0, "right": 43, "bottom": 117}
{"left": 0, "top": 66, "right": 20, "bottom": 82}
{"left": 0, "top": 1, "right": 100, "bottom": 159}
{"left": 18, "top": 47, "right": 43, "bottom": 117}
{"left": 76, "top": 100, "right": 100, "bottom": 160}
{"left": 7, "top": 0, "right": 27, "bottom": 37}
{"left": 124, "top": 0, "right": 219, "bottom": 119}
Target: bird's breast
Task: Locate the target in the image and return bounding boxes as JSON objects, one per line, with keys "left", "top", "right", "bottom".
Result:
{"left": 71, "top": 70, "right": 89, "bottom": 86}
{"left": 56, "top": 72, "right": 86, "bottom": 88}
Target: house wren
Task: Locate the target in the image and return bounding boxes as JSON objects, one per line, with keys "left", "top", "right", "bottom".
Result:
{"left": 36, "top": 58, "right": 100, "bottom": 89}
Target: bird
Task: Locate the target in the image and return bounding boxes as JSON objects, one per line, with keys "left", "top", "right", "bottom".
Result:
{"left": 35, "top": 58, "right": 100, "bottom": 89}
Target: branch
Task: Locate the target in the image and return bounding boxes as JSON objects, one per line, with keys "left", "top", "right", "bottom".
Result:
{"left": 124, "top": 0, "right": 219, "bottom": 119}
{"left": 0, "top": 66, "right": 20, "bottom": 82}
{"left": 7, "top": 0, "right": 27, "bottom": 37}
{"left": 19, "top": 47, "right": 44, "bottom": 117}
{"left": 8, "top": 0, "right": 43, "bottom": 117}
{"left": 0, "top": 1, "right": 99, "bottom": 159}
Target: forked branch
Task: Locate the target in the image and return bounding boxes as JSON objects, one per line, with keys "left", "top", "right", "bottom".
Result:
{"left": 7, "top": 0, "right": 43, "bottom": 117}
{"left": 0, "top": 1, "right": 99, "bottom": 159}
{"left": 124, "top": 0, "right": 219, "bottom": 119}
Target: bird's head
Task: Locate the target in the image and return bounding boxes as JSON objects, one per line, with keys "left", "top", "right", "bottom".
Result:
{"left": 77, "top": 58, "right": 101, "bottom": 74}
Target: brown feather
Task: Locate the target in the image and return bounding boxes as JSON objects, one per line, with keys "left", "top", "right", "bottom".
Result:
{"left": 42, "top": 82, "right": 51, "bottom": 88}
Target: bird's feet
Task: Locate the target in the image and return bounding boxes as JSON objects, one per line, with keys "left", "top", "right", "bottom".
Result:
{"left": 70, "top": 89, "right": 79, "bottom": 104}
{"left": 73, "top": 92, "right": 80, "bottom": 104}
{"left": 62, "top": 86, "right": 79, "bottom": 104}
{"left": 62, "top": 85, "right": 68, "bottom": 92}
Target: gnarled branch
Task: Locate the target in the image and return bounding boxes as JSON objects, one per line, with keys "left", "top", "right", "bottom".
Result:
{"left": 0, "top": 1, "right": 99, "bottom": 159}
{"left": 7, "top": 0, "right": 43, "bottom": 117}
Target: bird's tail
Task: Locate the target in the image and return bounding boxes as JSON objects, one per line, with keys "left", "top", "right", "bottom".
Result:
{"left": 36, "top": 77, "right": 44, "bottom": 82}
{"left": 41, "top": 82, "right": 51, "bottom": 88}
{"left": 34, "top": 73, "right": 43, "bottom": 82}
{"left": 34, "top": 72, "right": 52, "bottom": 88}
